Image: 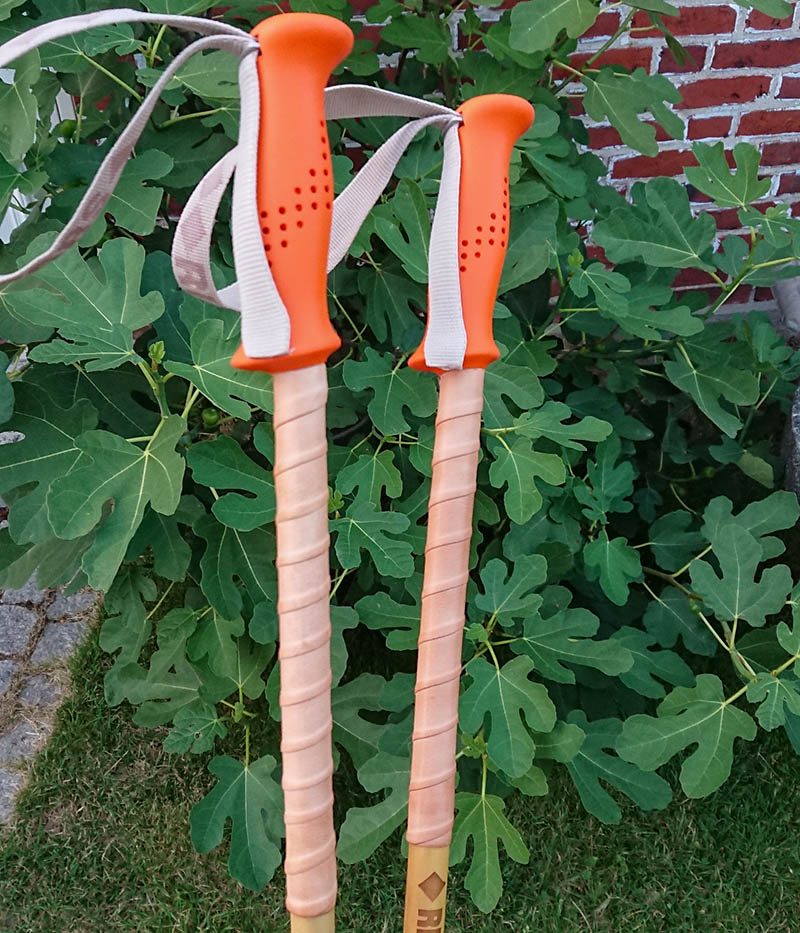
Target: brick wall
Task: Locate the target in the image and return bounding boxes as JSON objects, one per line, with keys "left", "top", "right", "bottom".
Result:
{"left": 570, "top": 0, "right": 800, "bottom": 311}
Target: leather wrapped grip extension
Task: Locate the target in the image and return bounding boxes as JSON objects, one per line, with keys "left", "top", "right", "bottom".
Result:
{"left": 409, "top": 94, "right": 534, "bottom": 372}
{"left": 231, "top": 13, "right": 353, "bottom": 374}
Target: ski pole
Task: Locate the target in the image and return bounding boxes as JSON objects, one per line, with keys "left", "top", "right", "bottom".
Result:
{"left": 402, "top": 94, "right": 534, "bottom": 933}
{"left": 230, "top": 14, "right": 353, "bottom": 933}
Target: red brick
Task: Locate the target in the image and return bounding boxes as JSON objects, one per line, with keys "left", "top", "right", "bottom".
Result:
{"left": 707, "top": 207, "right": 741, "bottom": 229}
{"left": 688, "top": 116, "right": 733, "bottom": 139}
{"left": 611, "top": 148, "right": 699, "bottom": 179}
{"left": 658, "top": 44, "right": 706, "bottom": 74}
{"left": 754, "top": 287, "right": 775, "bottom": 301}
{"left": 554, "top": 47, "right": 652, "bottom": 82}
{"left": 761, "top": 142, "right": 800, "bottom": 165}
{"left": 586, "top": 245, "right": 607, "bottom": 263}
{"left": 675, "top": 284, "right": 724, "bottom": 303}
{"left": 676, "top": 75, "right": 771, "bottom": 109}
{"left": 793, "top": 203, "right": 800, "bottom": 218}
{"left": 633, "top": 5, "right": 736, "bottom": 36}
{"left": 673, "top": 268, "right": 717, "bottom": 287}
{"left": 778, "top": 174, "right": 800, "bottom": 195}
{"left": 583, "top": 11, "right": 621, "bottom": 38}
{"left": 779, "top": 76, "right": 800, "bottom": 98}
{"left": 588, "top": 122, "right": 671, "bottom": 149}
{"left": 746, "top": 9, "right": 793, "bottom": 29}
{"left": 739, "top": 109, "right": 800, "bottom": 135}
{"left": 713, "top": 39, "right": 800, "bottom": 69}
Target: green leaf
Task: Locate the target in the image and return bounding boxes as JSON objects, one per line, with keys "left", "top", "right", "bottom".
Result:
{"left": 583, "top": 69, "right": 683, "bottom": 157}
{"left": 125, "top": 499, "right": 198, "bottom": 581}
{"left": 450, "top": 792, "right": 529, "bottom": 912}
{"left": 337, "top": 752, "right": 409, "bottom": 862}
{"left": 617, "top": 674, "right": 757, "bottom": 797}
{"left": 331, "top": 501, "right": 413, "bottom": 578}
{"left": 357, "top": 266, "right": 425, "bottom": 346}
{"left": 583, "top": 434, "right": 635, "bottom": 518}
{"left": 649, "top": 510, "right": 704, "bottom": 573}
{"left": 337, "top": 448, "right": 402, "bottom": 506}
{"left": 190, "top": 754, "right": 283, "bottom": 892}
{"left": 510, "top": 0, "right": 598, "bottom": 53}
{"left": 511, "top": 598, "right": 632, "bottom": 683}
{"left": 48, "top": 148, "right": 173, "bottom": 241}
{"left": 564, "top": 711, "right": 672, "bottom": 824}
{"left": 570, "top": 262, "right": 631, "bottom": 312}
{"left": 499, "top": 200, "right": 559, "bottom": 292}
{"left": 332, "top": 673, "right": 387, "bottom": 769}
{"left": 689, "top": 524, "right": 792, "bottom": 628}
{"left": 47, "top": 416, "right": 186, "bottom": 591}
{"left": 593, "top": 178, "right": 715, "bottom": 270}
{"left": 100, "top": 566, "right": 156, "bottom": 706}
{"left": 357, "top": 587, "right": 420, "bottom": 651}
{"left": 482, "top": 361, "right": 544, "bottom": 429}
{"left": 584, "top": 532, "right": 642, "bottom": 606}
{"left": 685, "top": 142, "right": 770, "bottom": 209}
{"left": 475, "top": 555, "right": 547, "bottom": 626}
{"left": 165, "top": 317, "right": 273, "bottom": 420}
{"left": 188, "top": 426, "right": 275, "bottom": 530}
{"left": 343, "top": 348, "right": 437, "bottom": 435}
{"left": 116, "top": 608, "right": 204, "bottom": 725}
{"left": 10, "top": 237, "right": 164, "bottom": 371}
{"left": 0, "top": 384, "right": 96, "bottom": 545}
{"left": 643, "top": 588, "right": 716, "bottom": 656}
{"left": 381, "top": 13, "right": 451, "bottom": 65}
{"left": 516, "top": 401, "right": 611, "bottom": 450}
{"left": 373, "top": 179, "right": 431, "bottom": 281}
{"left": 611, "top": 627, "right": 695, "bottom": 699}
{"left": 194, "top": 515, "right": 276, "bottom": 619}
{"left": 701, "top": 492, "right": 799, "bottom": 560}
{"left": 664, "top": 350, "right": 759, "bottom": 438}
{"left": 460, "top": 656, "right": 556, "bottom": 777}
{"left": 488, "top": 436, "right": 563, "bottom": 525}
{"left": 164, "top": 703, "right": 227, "bottom": 754}
{"left": 746, "top": 673, "right": 800, "bottom": 731}
{"left": 186, "top": 610, "right": 245, "bottom": 681}
{"left": 0, "top": 50, "right": 38, "bottom": 163}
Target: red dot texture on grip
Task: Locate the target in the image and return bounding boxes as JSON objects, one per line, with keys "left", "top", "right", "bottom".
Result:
{"left": 235, "top": 13, "right": 353, "bottom": 375}
{"left": 408, "top": 94, "right": 534, "bottom": 374}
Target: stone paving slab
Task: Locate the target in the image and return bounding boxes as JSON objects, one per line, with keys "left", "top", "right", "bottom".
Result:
{"left": 0, "top": 575, "right": 99, "bottom": 825}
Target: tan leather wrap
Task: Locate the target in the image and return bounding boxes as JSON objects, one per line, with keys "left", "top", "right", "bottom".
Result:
{"left": 407, "top": 368, "right": 485, "bottom": 847}
{"left": 273, "top": 364, "right": 337, "bottom": 919}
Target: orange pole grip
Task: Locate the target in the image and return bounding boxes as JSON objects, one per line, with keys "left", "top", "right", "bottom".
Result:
{"left": 231, "top": 13, "right": 353, "bottom": 375}
{"left": 409, "top": 94, "right": 534, "bottom": 373}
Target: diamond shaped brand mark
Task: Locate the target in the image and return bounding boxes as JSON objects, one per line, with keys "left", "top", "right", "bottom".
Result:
{"left": 419, "top": 871, "right": 445, "bottom": 902}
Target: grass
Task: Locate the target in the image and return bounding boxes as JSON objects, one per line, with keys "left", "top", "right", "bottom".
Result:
{"left": 1, "top": 629, "right": 800, "bottom": 932}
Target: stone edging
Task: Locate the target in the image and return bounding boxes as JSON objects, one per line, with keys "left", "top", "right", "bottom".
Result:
{"left": 0, "top": 579, "right": 100, "bottom": 824}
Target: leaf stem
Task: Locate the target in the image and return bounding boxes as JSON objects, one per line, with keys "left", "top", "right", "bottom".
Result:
{"left": 79, "top": 51, "right": 142, "bottom": 102}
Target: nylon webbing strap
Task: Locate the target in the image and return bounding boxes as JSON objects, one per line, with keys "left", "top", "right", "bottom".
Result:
{"left": 0, "top": 9, "right": 471, "bottom": 369}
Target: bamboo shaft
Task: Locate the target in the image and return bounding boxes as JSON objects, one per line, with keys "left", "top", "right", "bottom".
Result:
{"left": 273, "top": 364, "right": 337, "bottom": 923}
{"left": 291, "top": 910, "right": 336, "bottom": 933}
{"left": 403, "top": 845, "right": 450, "bottom": 933}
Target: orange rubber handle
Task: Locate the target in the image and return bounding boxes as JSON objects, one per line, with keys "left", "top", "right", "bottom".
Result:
{"left": 409, "top": 94, "right": 534, "bottom": 373}
{"left": 231, "top": 14, "right": 353, "bottom": 375}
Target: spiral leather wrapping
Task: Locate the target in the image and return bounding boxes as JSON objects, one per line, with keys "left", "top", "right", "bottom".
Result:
{"left": 407, "top": 368, "right": 486, "bottom": 847}
{"left": 273, "top": 364, "right": 336, "bottom": 918}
